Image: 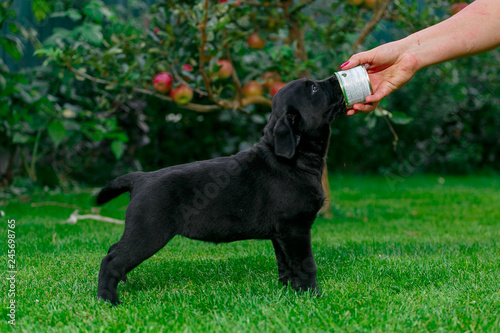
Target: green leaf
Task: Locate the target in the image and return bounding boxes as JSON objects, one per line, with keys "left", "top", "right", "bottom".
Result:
{"left": 365, "top": 115, "right": 377, "bottom": 129}
{"left": 0, "top": 35, "right": 23, "bottom": 61}
{"left": 111, "top": 140, "right": 125, "bottom": 160}
{"left": 102, "top": 45, "right": 123, "bottom": 62}
{"left": 0, "top": 73, "right": 5, "bottom": 91}
{"left": 47, "top": 120, "right": 67, "bottom": 146}
{"left": 67, "top": 9, "right": 83, "bottom": 21}
{"left": 106, "top": 132, "right": 128, "bottom": 142}
{"left": 8, "top": 22, "right": 18, "bottom": 34}
{"left": 32, "top": 0, "right": 51, "bottom": 22}
{"left": 41, "top": 28, "right": 72, "bottom": 47}
{"left": 374, "top": 107, "right": 390, "bottom": 117}
{"left": 83, "top": 0, "right": 115, "bottom": 23}
{"left": 390, "top": 111, "right": 414, "bottom": 125}
{"left": 50, "top": 9, "right": 82, "bottom": 21}
{"left": 0, "top": 99, "right": 8, "bottom": 116}
{"left": 83, "top": 1, "right": 103, "bottom": 23}
{"left": 83, "top": 128, "right": 104, "bottom": 143}
{"left": 74, "top": 23, "right": 102, "bottom": 45}
{"left": 0, "top": 9, "right": 17, "bottom": 25}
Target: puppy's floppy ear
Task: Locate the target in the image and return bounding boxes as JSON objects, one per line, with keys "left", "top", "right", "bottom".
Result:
{"left": 273, "top": 108, "right": 300, "bottom": 159}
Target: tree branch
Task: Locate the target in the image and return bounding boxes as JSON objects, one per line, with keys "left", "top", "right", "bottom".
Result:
{"left": 382, "top": 112, "right": 399, "bottom": 151}
{"left": 352, "top": 0, "right": 392, "bottom": 52}
{"left": 171, "top": 66, "right": 208, "bottom": 97}
{"left": 69, "top": 67, "right": 221, "bottom": 112}
{"left": 225, "top": 49, "right": 243, "bottom": 108}
{"left": 241, "top": 1, "right": 283, "bottom": 8}
{"left": 199, "top": 0, "right": 214, "bottom": 100}
{"left": 282, "top": 0, "right": 310, "bottom": 78}
{"left": 69, "top": 67, "right": 271, "bottom": 112}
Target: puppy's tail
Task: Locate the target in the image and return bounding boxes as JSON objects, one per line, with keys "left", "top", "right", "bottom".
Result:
{"left": 96, "top": 172, "right": 141, "bottom": 206}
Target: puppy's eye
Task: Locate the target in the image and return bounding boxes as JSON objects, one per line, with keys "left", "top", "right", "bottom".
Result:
{"left": 312, "top": 85, "right": 318, "bottom": 94}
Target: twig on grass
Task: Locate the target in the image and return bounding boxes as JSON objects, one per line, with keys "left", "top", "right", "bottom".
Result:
{"left": 65, "top": 210, "right": 124, "bottom": 225}
{"left": 31, "top": 201, "right": 81, "bottom": 210}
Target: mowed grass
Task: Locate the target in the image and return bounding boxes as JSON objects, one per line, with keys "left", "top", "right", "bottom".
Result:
{"left": 1, "top": 174, "right": 500, "bottom": 332}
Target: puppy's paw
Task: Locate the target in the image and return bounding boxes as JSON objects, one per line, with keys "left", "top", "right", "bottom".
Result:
{"left": 291, "top": 283, "right": 321, "bottom": 298}
{"left": 312, "top": 288, "right": 322, "bottom": 298}
{"left": 97, "top": 290, "right": 122, "bottom": 306}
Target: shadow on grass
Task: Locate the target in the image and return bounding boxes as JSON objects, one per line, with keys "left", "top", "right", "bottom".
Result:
{"left": 120, "top": 254, "right": 276, "bottom": 294}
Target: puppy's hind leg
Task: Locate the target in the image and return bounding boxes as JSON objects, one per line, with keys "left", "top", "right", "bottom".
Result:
{"left": 97, "top": 219, "right": 174, "bottom": 305}
{"left": 106, "top": 243, "right": 128, "bottom": 282}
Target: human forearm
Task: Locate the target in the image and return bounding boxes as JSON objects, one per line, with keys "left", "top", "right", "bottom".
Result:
{"left": 340, "top": 0, "right": 500, "bottom": 114}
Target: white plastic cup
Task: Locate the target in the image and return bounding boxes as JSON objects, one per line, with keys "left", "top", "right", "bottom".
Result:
{"left": 334, "top": 65, "right": 373, "bottom": 108}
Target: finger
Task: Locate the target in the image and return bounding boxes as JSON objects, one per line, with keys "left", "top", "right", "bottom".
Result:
{"left": 365, "top": 94, "right": 381, "bottom": 104}
{"left": 352, "top": 102, "right": 379, "bottom": 113}
{"left": 365, "top": 86, "right": 392, "bottom": 103}
{"left": 340, "top": 55, "right": 362, "bottom": 70}
{"left": 340, "top": 51, "right": 374, "bottom": 70}
{"left": 346, "top": 109, "right": 356, "bottom": 116}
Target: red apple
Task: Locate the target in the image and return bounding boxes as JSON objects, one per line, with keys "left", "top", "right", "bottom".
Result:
{"left": 170, "top": 84, "right": 193, "bottom": 105}
{"left": 153, "top": 72, "right": 173, "bottom": 93}
{"left": 247, "top": 32, "right": 266, "bottom": 50}
{"left": 451, "top": 3, "right": 468, "bottom": 15}
{"left": 153, "top": 27, "right": 159, "bottom": 35}
{"left": 182, "top": 64, "right": 194, "bottom": 82}
{"left": 261, "top": 72, "right": 281, "bottom": 89}
{"left": 243, "top": 81, "right": 263, "bottom": 97}
{"left": 270, "top": 82, "right": 287, "bottom": 98}
{"left": 216, "top": 60, "right": 233, "bottom": 79}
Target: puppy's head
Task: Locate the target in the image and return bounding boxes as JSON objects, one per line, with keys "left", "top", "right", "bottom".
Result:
{"left": 264, "top": 76, "right": 346, "bottom": 159}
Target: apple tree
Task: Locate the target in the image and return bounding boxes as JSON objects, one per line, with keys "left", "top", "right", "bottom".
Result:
{"left": 34, "top": 1, "right": 400, "bottom": 166}
{"left": 6, "top": 0, "right": 497, "bottom": 190}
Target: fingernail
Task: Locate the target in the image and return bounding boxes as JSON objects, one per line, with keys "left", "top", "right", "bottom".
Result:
{"left": 340, "top": 61, "right": 349, "bottom": 68}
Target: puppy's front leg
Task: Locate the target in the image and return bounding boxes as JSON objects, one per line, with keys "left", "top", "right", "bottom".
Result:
{"left": 275, "top": 228, "right": 318, "bottom": 294}
{"left": 272, "top": 239, "right": 292, "bottom": 286}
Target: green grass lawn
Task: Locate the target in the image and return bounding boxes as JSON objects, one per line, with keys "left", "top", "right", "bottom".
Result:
{"left": 1, "top": 174, "right": 500, "bottom": 332}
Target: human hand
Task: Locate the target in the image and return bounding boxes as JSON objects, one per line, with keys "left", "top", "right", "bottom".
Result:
{"left": 340, "top": 40, "right": 420, "bottom": 115}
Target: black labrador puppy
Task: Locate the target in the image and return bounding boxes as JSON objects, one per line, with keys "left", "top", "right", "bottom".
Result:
{"left": 96, "top": 75, "right": 346, "bottom": 304}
